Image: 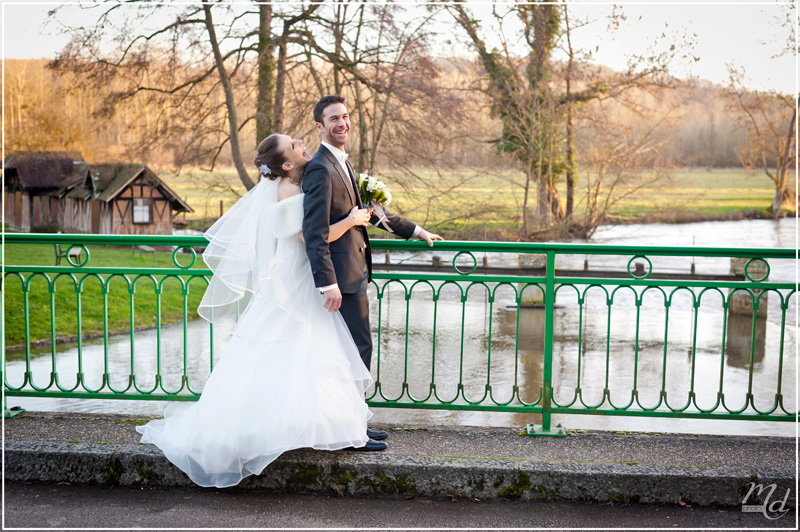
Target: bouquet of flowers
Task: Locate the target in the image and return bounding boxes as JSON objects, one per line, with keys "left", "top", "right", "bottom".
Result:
{"left": 357, "top": 173, "right": 392, "bottom": 206}
{"left": 357, "top": 173, "right": 394, "bottom": 232}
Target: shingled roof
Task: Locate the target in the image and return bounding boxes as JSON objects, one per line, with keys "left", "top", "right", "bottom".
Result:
{"left": 88, "top": 163, "right": 192, "bottom": 213}
{"left": 3, "top": 151, "right": 88, "bottom": 189}
{"left": 89, "top": 163, "right": 149, "bottom": 202}
{"left": 3, "top": 152, "right": 193, "bottom": 214}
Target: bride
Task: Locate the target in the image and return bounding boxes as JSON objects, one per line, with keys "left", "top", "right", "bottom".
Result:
{"left": 137, "top": 134, "right": 375, "bottom": 488}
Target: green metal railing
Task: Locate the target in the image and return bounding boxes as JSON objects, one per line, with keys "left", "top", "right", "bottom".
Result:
{"left": 3, "top": 234, "right": 797, "bottom": 434}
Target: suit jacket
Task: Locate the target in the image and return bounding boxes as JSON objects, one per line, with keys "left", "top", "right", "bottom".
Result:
{"left": 302, "top": 145, "right": 417, "bottom": 293}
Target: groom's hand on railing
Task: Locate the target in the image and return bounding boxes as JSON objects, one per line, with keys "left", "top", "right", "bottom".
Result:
{"left": 417, "top": 228, "right": 443, "bottom": 247}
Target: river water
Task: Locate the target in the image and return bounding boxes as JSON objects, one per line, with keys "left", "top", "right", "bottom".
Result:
{"left": 6, "top": 219, "right": 797, "bottom": 436}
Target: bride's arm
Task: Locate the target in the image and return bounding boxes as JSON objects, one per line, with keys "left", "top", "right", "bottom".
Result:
{"left": 328, "top": 207, "right": 370, "bottom": 242}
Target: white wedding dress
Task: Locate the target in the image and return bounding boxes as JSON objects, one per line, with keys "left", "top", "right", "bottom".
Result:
{"left": 137, "top": 179, "right": 371, "bottom": 488}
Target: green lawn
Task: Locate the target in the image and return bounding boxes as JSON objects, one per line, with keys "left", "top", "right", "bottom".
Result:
{"left": 607, "top": 169, "right": 778, "bottom": 217}
{"left": 163, "top": 167, "right": 778, "bottom": 234}
{"left": 4, "top": 243, "right": 207, "bottom": 349}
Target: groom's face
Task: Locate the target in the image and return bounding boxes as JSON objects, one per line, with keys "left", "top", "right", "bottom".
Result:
{"left": 316, "top": 103, "right": 350, "bottom": 148}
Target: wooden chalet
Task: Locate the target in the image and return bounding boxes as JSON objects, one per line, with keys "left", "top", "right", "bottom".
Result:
{"left": 3, "top": 151, "right": 192, "bottom": 234}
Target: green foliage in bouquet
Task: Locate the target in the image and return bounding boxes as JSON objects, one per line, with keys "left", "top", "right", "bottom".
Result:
{"left": 357, "top": 173, "right": 392, "bottom": 205}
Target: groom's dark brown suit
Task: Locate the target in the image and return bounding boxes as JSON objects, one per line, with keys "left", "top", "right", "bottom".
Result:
{"left": 302, "top": 145, "right": 416, "bottom": 370}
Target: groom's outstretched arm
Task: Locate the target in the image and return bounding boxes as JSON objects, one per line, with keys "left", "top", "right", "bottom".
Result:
{"left": 370, "top": 208, "right": 443, "bottom": 246}
{"left": 302, "top": 161, "right": 337, "bottom": 288}
{"left": 369, "top": 207, "right": 417, "bottom": 240}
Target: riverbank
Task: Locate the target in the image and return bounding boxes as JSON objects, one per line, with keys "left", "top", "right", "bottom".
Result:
{"left": 4, "top": 411, "right": 796, "bottom": 511}
{"left": 4, "top": 323, "right": 183, "bottom": 354}
{"left": 515, "top": 208, "right": 791, "bottom": 243}
{"left": 481, "top": 208, "right": 788, "bottom": 242}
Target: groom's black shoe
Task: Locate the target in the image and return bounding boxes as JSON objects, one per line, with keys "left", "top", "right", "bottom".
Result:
{"left": 367, "top": 428, "right": 389, "bottom": 441}
{"left": 348, "top": 438, "right": 387, "bottom": 452}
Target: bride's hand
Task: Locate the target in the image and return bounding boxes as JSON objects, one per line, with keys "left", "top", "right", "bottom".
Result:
{"left": 348, "top": 207, "right": 371, "bottom": 227}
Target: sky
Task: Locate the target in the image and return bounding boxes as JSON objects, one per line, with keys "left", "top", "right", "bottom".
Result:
{"left": 1, "top": 1, "right": 797, "bottom": 94}
{"left": 571, "top": 2, "right": 796, "bottom": 93}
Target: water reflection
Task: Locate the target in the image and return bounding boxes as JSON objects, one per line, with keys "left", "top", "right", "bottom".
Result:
{"left": 725, "top": 312, "right": 767, "bottom": 369}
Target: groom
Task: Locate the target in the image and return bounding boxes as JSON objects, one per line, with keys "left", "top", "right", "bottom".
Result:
{"left": 302, "top": 95, "right": 442, "bottom": 451}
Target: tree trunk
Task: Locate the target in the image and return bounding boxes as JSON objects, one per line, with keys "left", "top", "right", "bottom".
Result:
{"left": 203, "top": 4, "right": 255, "bottom": 190}
{"left": 772, "top": 97, "right": 797, "bottom": 216}
{"left": 256, "top": 3, "right": 275, "bottom": 142}
{"left": 273, "top": 2, "right": 321, "bottom": 132}
{"left": 565, "top": 106, "right": 575, "bottom": 217}
{"left": 536, "top": 170, "right": 549, "bottom": 228}
{"left": 548, "top": 113, "right": 565, "bottom": 221}
{"left": 528, "top": 5, "right": 559, "bottom": 229}
{"left": 525, "top": 5, "right": 558, "bottom": 87}
{"left": 352, "top": 5, "right": 368, "bottom": 173}
{"left": 563, "top": 5, "right": 575, "bottom": 217}
{"left": 370, "top": 92, "right": 393, "bottom": 174}
{"left": 274, "top": 39, "right": 288, "bottom": 133}
{"left": 771, "top": 182, "right": 786, "bottom": 216}
{"left": 332, "top": 4, "right": 344, "bottom": 95}
{"left": 549, "top": 181, "right": 565, "bottom": 221}
{"left": 354, "top": 80, "right": 368, "bottom": 174}
{"left": 521, "top": 167, "right": 532, "bottom": 238}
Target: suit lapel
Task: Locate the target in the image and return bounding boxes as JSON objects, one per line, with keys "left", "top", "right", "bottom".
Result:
{"left": 319, "top": 145, "right": 356, "bottom": 205}
{"left": 345, "top": 160, "right": 364, "bottom": 208}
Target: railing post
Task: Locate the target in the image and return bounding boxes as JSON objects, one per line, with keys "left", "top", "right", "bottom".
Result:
{"left": 543, "top": 251, "right": 555, "bottom": 430}
{"left": 526, "top": 250, "right": 565, "bottom": 437}
{"left": 3, "top": 396, "right": 25, "bottom": 418}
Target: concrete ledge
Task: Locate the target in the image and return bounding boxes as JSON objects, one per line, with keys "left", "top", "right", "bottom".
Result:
{"left": 4, "top": 440, "right": 795, "bottom": 507}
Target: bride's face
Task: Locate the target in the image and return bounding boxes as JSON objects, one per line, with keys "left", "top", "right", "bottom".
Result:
{"left": 280, "top": 135, "right": 312, "bottom": 175}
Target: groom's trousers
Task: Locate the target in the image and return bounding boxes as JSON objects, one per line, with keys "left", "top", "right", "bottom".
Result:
{"left": 338, "top": 274, "right": 373, "bottom": 371}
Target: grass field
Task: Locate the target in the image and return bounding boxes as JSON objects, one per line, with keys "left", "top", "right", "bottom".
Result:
{"left": 608, "top": 169, "right": 780, "bottom": 217}
{"left": 4, "top": 244, "right": 207, "bottom": 349}
{"left": 163, "top": 167, "right": 780, "bottom": 235}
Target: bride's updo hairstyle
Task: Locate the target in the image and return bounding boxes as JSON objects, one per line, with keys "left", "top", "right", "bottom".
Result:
{"left": 253, "top": 134, "right": 290, "bottom": 181}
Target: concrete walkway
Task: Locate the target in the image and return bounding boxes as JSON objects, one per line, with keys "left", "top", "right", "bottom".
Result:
{"left": 6, "top": 483, "right": 791, "bottom": 529}
{"left": 3, "top": 412, "right": 796, "bottom": 509}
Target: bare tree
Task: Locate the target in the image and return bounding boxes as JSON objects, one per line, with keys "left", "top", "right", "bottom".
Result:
{"left": 727, "top": 68, "right": 796, "bottom": 216}
{"left": 556, "top": 3, "right": 697, "bottom": 218}
{"left": 292, "top": 2, "right": 449, "bottom": 174}
{"left": 446, "top": 2, "right": 565, "bottom": 237}
{"left": 576, "top": 95, "right": 678, "bottom": 238}
{"left": 47, "top": 1, "right": 321, "bottom": 190}
{"left": 255, "top": 2, "right": 276, "bottom": 141}
{"left": 447, "top": 2, "right": 691, "bottom": 237}
{"left": 723, "top": 5, "right": 797, "bottom": 216}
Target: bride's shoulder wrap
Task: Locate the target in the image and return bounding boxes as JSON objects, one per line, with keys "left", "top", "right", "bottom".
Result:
{"left": 273, "top": 193, "right": 304, "bottom": 240}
